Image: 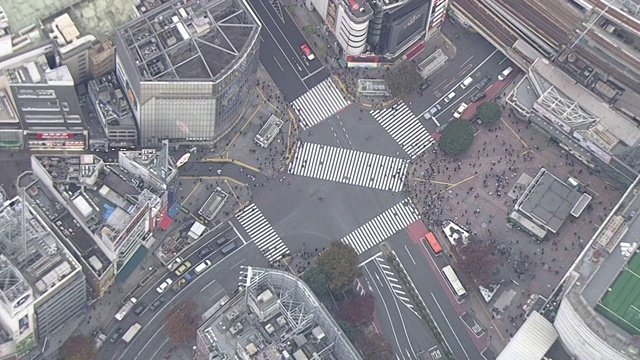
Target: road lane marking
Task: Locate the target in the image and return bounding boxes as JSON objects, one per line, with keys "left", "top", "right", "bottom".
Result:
{"left": 461, "top": 55, "right": 474, "bottom": 68}
{"left": 302, "top": 66, "right": 326, "bottom": 81}
{"left": 359, "top": 251, "right": 383, "bottom": 266}
{"left": 431, "top": 292, "right": 469, "bottom": 359}
{"left": 364, "top": 265, "right": 407, "bottom": 360}
{"left": 273, "top": 57, "right": 284, "bottom": 71}
{"left": 405, "top": 245, "right": 416, "bottom": 265}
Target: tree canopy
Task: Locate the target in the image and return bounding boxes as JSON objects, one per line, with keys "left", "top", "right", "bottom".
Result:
{"left": 455, "top": 239, "right": 497, "bottom": 287}
{"left": 302, "top": 266, "right": 329, "bottom": 296}
{"left": 439, "top": 119, "right": 475, "bottom": 157}
{"left": 59, "top": 335, "right": 97, "bottom": 360}
{"left": 384, "top": 62, "right": 422, "bottom": 98}
{"left": 165, "top": 299, "right": 199, "bottom": 346}
{"left": 339, "top": 295, "right": 375, "bottom": 326}
{"left": 316, "top": 241, "right": 360, "bottom": 293}
{"left": 476, "top": 102, "right": 502, "bottom": 125}
{"left": 357, "top": 332, "right": 393, "bottom": 360}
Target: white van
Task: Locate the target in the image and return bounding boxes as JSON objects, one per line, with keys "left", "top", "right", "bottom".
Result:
{"left": 194, "top": 260, "right": 211, "bottom": 275}
{"left": 460, "top": 76, "right": 473, "bottom": 89}
{"left": 444, "top": 92, "right": 456, "bottom": 103}
{"left": 498, "top": 66, "right": 513, "bottom": 80}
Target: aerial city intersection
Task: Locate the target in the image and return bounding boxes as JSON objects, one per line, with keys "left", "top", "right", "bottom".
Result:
{"left": 0, "top": 0, "right": 637, "bottom": 359}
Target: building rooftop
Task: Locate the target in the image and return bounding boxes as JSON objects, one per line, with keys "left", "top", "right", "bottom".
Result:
{"left": 0, "top": 195, "right": 81, "bottom": 302}
{"left": 87, "top": 74, "right": 136, "bottom": 129}
{"left": 0, "top": 90, "right": 19, "bottom": 126}
{"left": 2, "top": 56, "right": 88, "bottom": 131}
{"left": 343, "top": 0, "right": 373, "bottom": 19}
{"left": 118, "top": 147, "right": 178, "bottom": 189}
{"left": 531, "top": 58, "right": 640, "bottom": 149}
{"left": 31, "top": 154, "right": 162, "bottom": 271}
{"left": 116, "top": 0, "right": 260, "bottom": 81}
{"left": 515, "top": 168, "right": 582, "bottom": 233}
{"left": 197, "top": 267, "right": 361, "bottom": 360}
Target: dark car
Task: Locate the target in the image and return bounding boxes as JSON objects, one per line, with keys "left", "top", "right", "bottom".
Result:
{"left": 133, "top": 303, "right": 146, "bottom": 315}
{"left": 198, "top": 245, "right": 214, "bottom": 259}
{"left": 470, "top": 91, "right": 487, "bottom": 103}
{"left": 476, "top": 75, "right": 491, "bottom": 90}
{"left": 109, "top": 327, "right": 123, "bottom": 343}
{"left": 150, "top": 297, "right": 165, "bottom": 311}
{"left": 418, "top": 80, "right": 432, "bottom": 93}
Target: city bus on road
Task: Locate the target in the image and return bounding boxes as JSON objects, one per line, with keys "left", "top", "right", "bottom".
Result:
{"left": 442, "top": 265, "right": 467, "bottom": 299}
{"left": 121, "top": 323, "right": 142, "bottom": 344}
{"left": 424, "top": 232, "right": 442, "bottom": 255}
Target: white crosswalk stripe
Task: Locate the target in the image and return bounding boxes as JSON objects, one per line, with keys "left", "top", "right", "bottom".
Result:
{"left": 341, "top": 198, "right": 420, "bottom": 255}
{"left": 376, "top": 257, "right": 414, "bottom": 309}
{"left": 288, "top": 141, "right": 409, "bottom": 191}
{"left": 236, "top": 203, "right": 289, "bottom": 263}
{"left": 370, "top": 101, "right": 435, "bottom": 159}
{"left": 291, "top": 78, "right": 350, "bottom": 130}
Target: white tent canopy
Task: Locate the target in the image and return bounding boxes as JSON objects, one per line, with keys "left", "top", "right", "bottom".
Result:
{"left": 497, "top": 311, "right": 558, "bottom": 360}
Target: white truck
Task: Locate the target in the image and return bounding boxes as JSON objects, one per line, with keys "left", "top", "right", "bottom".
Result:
{"left": 121, "top": 323, "right": 142, "bottom": 344}
{"left": 94, "top": 333, "right": 107, "bottom": 349}
{"left": 115, "top": 297, "right": 138, "bottom": 321}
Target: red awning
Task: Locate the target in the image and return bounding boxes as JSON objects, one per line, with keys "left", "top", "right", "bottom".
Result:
{"left": 406, "top": 41, "right": 425, "bottom": 60}
{"left": 159, "top": 214, "right": 173, "bottom": 230}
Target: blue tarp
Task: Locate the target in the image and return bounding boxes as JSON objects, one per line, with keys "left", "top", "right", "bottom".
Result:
{"left": 115, "top": 246, "right": 149, "bottom": 283}
{"left": 103, "top": 204, "right": 115, "bottom": 220}
{"left": 168, "top": 202, "right": 181, "bottom": 219}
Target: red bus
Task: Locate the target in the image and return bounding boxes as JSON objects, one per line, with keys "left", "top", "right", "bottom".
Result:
{"left": 424, "top": 232, "right": 442, "bottom": 255}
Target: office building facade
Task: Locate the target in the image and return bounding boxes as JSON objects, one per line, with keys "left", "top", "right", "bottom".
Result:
{"left": 114, "top": 0, "right": 261, "bottom": 146}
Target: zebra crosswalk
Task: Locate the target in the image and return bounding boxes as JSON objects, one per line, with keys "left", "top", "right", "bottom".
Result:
{"left": 341, "top": 198, "right": 420, "bottom": 255}
{"left": 375, "top": 256, "right": 415, "bottom": 312}
{"left": 236, "top": 203, "right": 289, "bottom": 263}
{"left": 370, "top": 101, "right": 435, "bottom": 159}
{"left": 288, "top": 141, "right": 409, "bottom": 191}
{"left": 291, "top": 78, "right": 350, "bottom": 130}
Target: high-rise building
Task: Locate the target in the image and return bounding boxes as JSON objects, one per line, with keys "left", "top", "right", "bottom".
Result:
{"left": 0, "top": 195, "right": 86, "bottom": 359}
{"left": 1, "top": 56, "right": 88, "bottom": 151}
{"left": 308, "top": 0, "right": 437, "bottom": 58}
{"left": 114, "top": 0, "right": 261, "bottom": 147}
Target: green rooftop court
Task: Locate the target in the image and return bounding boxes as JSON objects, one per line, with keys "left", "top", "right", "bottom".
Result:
{"left": 597, "top": 251, "right": 640, "bottom": 335}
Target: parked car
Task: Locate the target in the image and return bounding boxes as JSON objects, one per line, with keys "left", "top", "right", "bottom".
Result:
{"left": 174, "top": 261, "right": 192, "bottom": 276}
{"left": 453, "top": 103, "right": 469, "bottom": 118}
{"left": 470, "top": 91, "right": 486, "bottom": 103}
{"left": 198, "top": 245, "right": 214, "bottom": 259}
{"left": 418, "top": 80, "right": 432, "bottom": 93}
{"left": 444, "top": 92, "right": 456, "bottom": 103}
{"left": 477, "top": 75, "right": 491, "bottom": 89}
{"left": 300, "top": 43, "right": 315, "bottom": 60}
{"left": 156, "top": 278, "right": 173, "bottom": 294}
{"left": 133, "top": 303, "right": 146, "bottom": 316}
{"left": 150, "top": 297, "right": 165, "bottom": 311}
{"left": 109, "top": 327, "right": 123, "bottom": 344}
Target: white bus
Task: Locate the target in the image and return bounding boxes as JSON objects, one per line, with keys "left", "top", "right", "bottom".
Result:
{"left": 442, "top": 265, "right": 467, "bottom": 298}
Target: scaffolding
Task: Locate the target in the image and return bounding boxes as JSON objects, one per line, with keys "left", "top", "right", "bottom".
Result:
{"left": 537, "top": 86, "right": 599, "bottom": 129}
{"left": 241, "top": 267, "right": 362, "bottom": 360}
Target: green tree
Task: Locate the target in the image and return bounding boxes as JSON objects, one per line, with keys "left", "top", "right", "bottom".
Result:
{"left": 357, "top": 333, "right": 393, "bottom": 360}
{"left": 303, "top": 266, "right": 329, "bottom": 296}
{"left": 287, "top": 4, "right": 295, "bottom": 13}
{"left": 165, "top": 299, "right": 199, "bottom": 346}
{"left": 317, "top": 44, "right": 328, "bottom": 58}
{"left": 476, "top": 102, "right": 502, "bottom": 125}
{"left": 59, "top": 335, "right": 97, "bottom": 360}
{"left": 303, "top": 25, "right": 314, "bottom": 37}
{"left": 439, "top": 119, "right": 475, "bottom": 157}
{"left": 316, "top": 241, "right": 360, "bottom": 293}
{"left": 384, "top": 62, "right": 422, "bottom": 98}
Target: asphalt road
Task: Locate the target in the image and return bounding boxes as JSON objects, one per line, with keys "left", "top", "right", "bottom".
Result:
{"left": 97, "top": 223, "right": 267, "bottom": 360}
{"left": 392, "top": 232, "right": 485, "bottom": 360}
{"left": 246, "top": 0, "right": 330, "bottom": 101}
{"left": 360, "top": 253, "right": 438, "bottom": 360}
